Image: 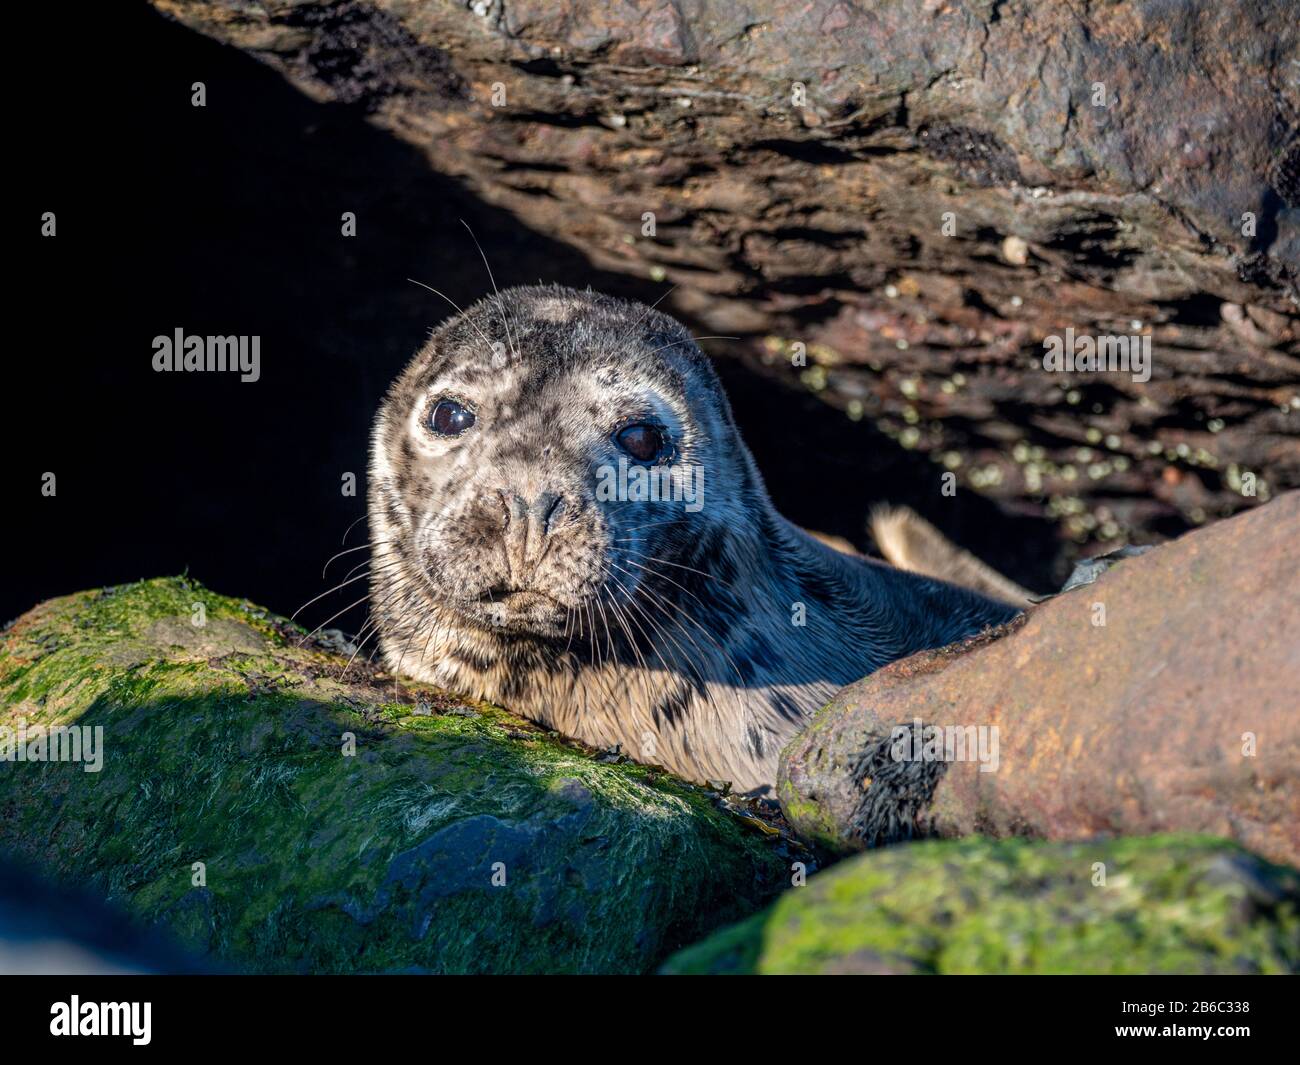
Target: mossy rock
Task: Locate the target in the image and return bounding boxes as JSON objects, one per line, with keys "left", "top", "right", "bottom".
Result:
{"left": 661, "top": 835, "right": 1300, "bottom": 974}
{"left": 0, "top": 577, "right": 789, "bottom": 974}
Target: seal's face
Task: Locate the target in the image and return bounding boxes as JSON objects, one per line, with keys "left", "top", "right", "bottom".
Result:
{"left": 370, "top": 286, "right": 746, "bottom": 638}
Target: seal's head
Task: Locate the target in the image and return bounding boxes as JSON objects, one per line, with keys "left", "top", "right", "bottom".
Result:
{"left": 369, "top": 285, "right": 757, "bottom": 638}
{"left": 368, "top": 284, "right": 1020, "bottom": 793}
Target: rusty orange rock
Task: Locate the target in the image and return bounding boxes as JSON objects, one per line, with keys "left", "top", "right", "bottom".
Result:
{"left": 779, "top": 493, "right": 1300, "bottom": 867}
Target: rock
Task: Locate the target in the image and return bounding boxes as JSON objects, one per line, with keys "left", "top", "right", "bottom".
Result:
{"left": 661, "top": 835, "right": 1300, "bottom": 975}
{"left": 0, "top": 578, "right": 789, "bottom": 974}
{"left": 778, "top": 492, "right": 1300, "bottom": 865}
{"left": 146, "top": 0, "right": 1300, "bottom": 561}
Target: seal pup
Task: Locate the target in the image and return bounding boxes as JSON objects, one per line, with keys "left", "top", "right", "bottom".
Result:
{"left": 368, "top": 285, "right": 1019, "bottom": 794}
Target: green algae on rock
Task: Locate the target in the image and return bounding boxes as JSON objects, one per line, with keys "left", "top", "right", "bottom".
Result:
{"left": 661, "top": 835, "right": 1300, "bottom": 975}
{"left": 0, "top": 577, "right": 789, "bottom": 974}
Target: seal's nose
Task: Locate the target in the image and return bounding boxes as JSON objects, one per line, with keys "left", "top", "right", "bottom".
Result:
{"left": 508, "top": 490, "right": 565, "bottom": 532}
{"left": 499, "top": 489, "right": 567, "bottom": 579}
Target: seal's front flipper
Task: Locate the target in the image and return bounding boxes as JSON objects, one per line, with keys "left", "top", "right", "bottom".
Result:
{"left": 868, "top": 505, "right": 1032, "bottom": 606}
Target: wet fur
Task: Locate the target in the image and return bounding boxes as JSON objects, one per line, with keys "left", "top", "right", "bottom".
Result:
{"left": 369, "top": 285, "right": 1019, "bottom": 795}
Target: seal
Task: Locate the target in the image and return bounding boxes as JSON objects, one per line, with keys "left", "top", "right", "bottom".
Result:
{"left": 368, "top": 285, "right": 1019, "bottom": 794}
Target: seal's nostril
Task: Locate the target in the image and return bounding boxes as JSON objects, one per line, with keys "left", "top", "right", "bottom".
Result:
{"left": 535, "top": 491, "right": 565, "bottom": 533}
{"left": 495, "top": 489, "right": 518, "bottom": 529}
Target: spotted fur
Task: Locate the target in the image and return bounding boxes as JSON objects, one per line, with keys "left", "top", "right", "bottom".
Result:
{"left": 369, "top": 285, "right": 1019, "bottom": 795}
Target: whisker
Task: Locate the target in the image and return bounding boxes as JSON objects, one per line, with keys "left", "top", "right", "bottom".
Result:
{"left": 615, "top": 283, "right": 678, "bottom": 351}
{"left": 617, "top": 548, "right": 736, "bottom": 589}
{"left": 322, "top": 540, "right": 393, "bottom": 579}
{"left": 612, "top": 516, "right": 689, "bottom": 536}
{"left": 340, "top": 513, "right": 369, "bottom": 546}
{"left": 406, "top": 278, "right": 498, "bottom": 354}
{"left": 291, "top": 568, "right": 379, "bottom": 622}
{"left": 644, "top": 335, "right": 739, "bottom": 358}
{"left": 296, "top": 593, "right": 373, "bottom": 646}
{"left": 460, "top": 219, "right": 521, "bottom": 362}
{"left": 615, "top": 559, "right": 749, "bottom": 689}
{"left": 607, "top": 563, "right": 713, "bottom": 691}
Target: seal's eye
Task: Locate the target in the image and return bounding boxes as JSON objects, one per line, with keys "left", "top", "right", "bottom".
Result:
{"left": 614, "top": 423, "right": 665, "bottom": 463}
{"left": 429, "top": 398, "right": 475, "bottom": 437}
